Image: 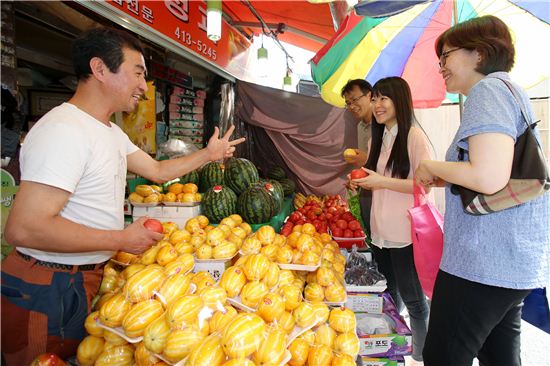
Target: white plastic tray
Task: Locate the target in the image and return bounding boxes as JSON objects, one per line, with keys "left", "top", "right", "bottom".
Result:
{"left": 277, "top": 259, "right": 320, "bottom": 272}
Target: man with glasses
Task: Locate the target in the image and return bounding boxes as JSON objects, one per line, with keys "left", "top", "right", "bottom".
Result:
{"left": 341, "top": 79, "right": 374, "bottom": 233}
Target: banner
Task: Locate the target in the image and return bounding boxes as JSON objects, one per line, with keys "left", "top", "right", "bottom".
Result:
{"left": 123, "top": 81, "right": 157, "bottom": 154}
{"left": 106, "top": 0, "right": 254, "bottom": 79}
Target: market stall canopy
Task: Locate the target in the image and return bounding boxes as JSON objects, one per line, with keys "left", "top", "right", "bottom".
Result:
{"left": 222, "top": 1, "right": 336, "bottom": 52}
{"left": 311, "top": 0, "right": 550, "bottom": 108}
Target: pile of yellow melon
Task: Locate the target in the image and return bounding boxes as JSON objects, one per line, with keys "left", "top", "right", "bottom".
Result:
{"left": 128, "top": 183, "right": 202, "bottom": 205}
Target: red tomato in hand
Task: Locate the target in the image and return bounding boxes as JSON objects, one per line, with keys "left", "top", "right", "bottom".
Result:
{"left": 30, "top": 354, "right": 66, "bottom": 366}
{"left": 144, "top": 219, "right": 163, "bottom": 233}
{"left": 350, "top": 169, "right": 368, "bottom": 179}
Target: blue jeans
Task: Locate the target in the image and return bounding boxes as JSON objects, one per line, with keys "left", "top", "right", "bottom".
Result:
{"left": 371, "top": 244, "right": 430, "bottom": 361}
{"left": 423, "top": 270, "right": 531, "bottom": 366}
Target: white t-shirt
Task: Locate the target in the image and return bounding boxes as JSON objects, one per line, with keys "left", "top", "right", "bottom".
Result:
{"left": 18, "top": 103, "right": 139, "bottom": 264}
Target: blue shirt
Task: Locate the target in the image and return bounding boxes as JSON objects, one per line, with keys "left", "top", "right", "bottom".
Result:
{"left": 442, "top": 72, "right": 550, "bottom": 289}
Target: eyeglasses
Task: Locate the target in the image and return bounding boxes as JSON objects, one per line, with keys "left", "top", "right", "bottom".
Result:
{"left": 438, "top": 47, "right": 462, "bottom": 68}
{"left": 345, "top": 94, "right": 367, "bottom": 108}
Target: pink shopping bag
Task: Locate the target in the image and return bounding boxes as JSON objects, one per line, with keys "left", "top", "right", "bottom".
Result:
{"left": 408, "top": 182, "right": 444, "bottom": 299}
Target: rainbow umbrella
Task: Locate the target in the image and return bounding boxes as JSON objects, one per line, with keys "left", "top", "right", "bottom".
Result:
{"left": 311, "top": 0, "right": 549, "bottom": 108}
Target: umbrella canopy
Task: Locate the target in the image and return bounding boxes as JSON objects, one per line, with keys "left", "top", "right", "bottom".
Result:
{"left": 311, "top": 0, "right": 550, "bottom": 108}
{"left": 222, "top": 1, "right": 335, "bottom": 52}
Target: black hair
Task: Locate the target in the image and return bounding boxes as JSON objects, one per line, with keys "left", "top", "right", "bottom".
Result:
{"left": 72, "top": 27, "right": 144, "bottom": 81}
{"left": 366, "top": 77, "right": 414, "bottom": 179}
{"left": 341, "top": 79, "right": 373, "bottom": 97}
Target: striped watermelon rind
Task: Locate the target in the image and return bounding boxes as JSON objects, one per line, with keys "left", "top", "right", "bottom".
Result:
{"left": 277, "top": 178, "right": 296, "bottom": 197}
{"left": 180, "top": 170, "right": 199, "bottom": 185}
{"left": 257, "top": 179, "right": 284, "bottom": 215}
{"left": 199, "top": 162, "right": 224, "bottom": 192}
{"left": 224, "top": 158, "right": 259, "bottom": 195}
{"left": 202, "top": 185, "right": 238, "bottom": 223}
{"left": 267, "top": 167, "right": 286, "bottom": 181}
{"left": 237, "top": 186, "right": 275, "bottom": 224}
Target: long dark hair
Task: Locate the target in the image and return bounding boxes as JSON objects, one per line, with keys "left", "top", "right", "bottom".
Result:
{"left": 366, "top": 77, "right": 414, "bottom": 179}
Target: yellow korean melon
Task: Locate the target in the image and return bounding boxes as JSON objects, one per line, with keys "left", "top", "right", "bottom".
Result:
{"left": 288, "top": 338, "right": 310, "bottom": 366}
{"left": 206, "top": 227, "right": 226, "bottom": 246}
{"left": 279, "top": 284, "right": 303, "bottom": 311}
{"left": 229, "top": 214, "right": 243, "bottom": 225}
{"left": 276, "top": 245, "right": 294, "bottom": 264}
{"left": 240, "top": 280, "right": 268, "bottom": 309}
{"left": 162, "top": 327, "right": 205, "bottom": 363}
{"left": 261, "top": 261, "right": 280, "bottom": 290}
{"left": 278, "top": 270, "right": 295, "bottom": 287}
{"left": 134, "top": 341, "right": 159, "bottom": 366}
{"left": 252, "top": 326, "right": 287, "bottom": 365}
{"left": 240, "top": 236, "right": 262, "bottom": 255}
{"left": 102, "top": 329, "right": 128, "bottom": 346}
{"left": 259, "top": 244, "right": 278, "bottom": 262}
{"left": 143, "top": 314, "right": 170, "bottom": 354}
{"left": 333, "top": 332, "right": 360, "bottom": 358}
{"left": 307, "top": 345, "right": 333, "bottom": 366}
{"left": 239, "top": 222, "right": 252, "bottom": 235}
{"left": 256, "top": 292, "right": 285, "bottom": 323}
{"left": 121, "top": 263, "right": 146, "bottom": 280}
{"left": 99, "top": 293, "right": 131, "bottom": 328}
{"left": 292, "top": 302, "right": 317, "bottom": 328}
{"left": 186, "top": 333, "right": 226, "bottom": 366}
{"left": 222, "top": 359, "right": 256, "bottom": 366}
{"left": 76, "top": 335, "right": 104, "bottom": 366}
{"left": 243, "top": 253, "right": 270, "bottom": 281}
{"left": 122, "top": 299, "right": 164, "bottom": 338}
{"left": 94, "top": 344, "right": 134, "bottom": 366}
{"left": 314, "top": 324, "right": 336, "bottom": 348}
{"left": 298, "top": 329, "right": 316, "bottom": 345}
{"left": 273, "top": 233, "right": 286, "bottom": 247}
{"left": 157, "top": 272, "right": 193, "bottom": 305}
{"left": 209, "top": 305, "right": 238, "bottom": 333}
{"left": 220, "top": 217, "right": 237, "bottom": 229}
{"left": 219, "top": 265, "right": 247, "bottom": 298}
{"left": 328, "top": 307, "right": 356, "bottom": 333}
{"left": 256, "top": 225, "right": 276, "bottom": 245}
{"left": 304, "top": 283, "right": 325, "bottom": 302}
{"left": 169, "top": 229, "right": 192, "bottom": 244}
{"left": 140, "top": 245, "right": 161, "bottom": 265}
{"left": 156, "top": 244, "right": 178, "bottom": 266}
{"left": 310, "top": 302, "right": 330, "bottom": 324}
{"left": 324, "top": 283, "right": 346, "bottom": 303}
{"left": 199, "top": 285, "right": 228, "bottom": 310}
{"left": 276, "top": 310, "right": 296, "bottom": 333}
{"left": 174, "top": 241, "right": 194, "bottom": 255}
{"left": 196, "top": 244, "right": 213, "bottom": 259}
{"left": 123, "top": 265, "right": 167, "bottom": 303}
{"left": 84, "top": 311, "right": 103, "bottom": 337}
{"left": 316, "top": 267, "right": 336, "bottom": 287}
{"left": 221, "top": 313, "right": 266, "bottom": 358}
{"left": 331, "top": 353, "right": 356, "bottom": 366}
{"left": 192, "top": 271, "right": 215, "bottom": 291}
{"left": 212, "top": 240, "right": 237, "bottom": 259}
{"left": 166, "top": 294, "right": 204, "bottom": 329}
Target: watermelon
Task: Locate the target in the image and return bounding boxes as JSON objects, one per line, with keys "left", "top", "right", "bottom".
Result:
{"left": 202, "top": 185, "right": 237, "bottom": 223}
{"left": 199, "top": 162, "right": 224, "bottom": 192}
{"left": 237, "top": 185, "right": 275, "bottom": 224}
{"left": 224, "top": 158, "right": 259, "bottom": 195}
{"left": 278, "top": 178, "right": 296, "bottom": 197}
{"left": 180, "top": 170, "right": 199, "bottom": 185}
{"left": 267, "top": 166, "right": 287, "bottom": 181}
{"left": 257, "top": 179, "right": 284, "bottom": 215}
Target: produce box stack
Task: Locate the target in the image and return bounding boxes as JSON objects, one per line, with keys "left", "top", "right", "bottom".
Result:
{"left": 168, "top": 87, "right": 206, "bottom": 149}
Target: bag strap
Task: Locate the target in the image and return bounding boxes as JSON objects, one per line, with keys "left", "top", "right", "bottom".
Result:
{"left": 457, "top": 77, "right": 542, "bottom": 162}
{"left": 412, "top": 180, "right": 426, "bottom": 207}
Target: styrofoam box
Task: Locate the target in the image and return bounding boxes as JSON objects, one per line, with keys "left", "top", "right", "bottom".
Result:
{"left": 132, "top": 205, "right": 201, "bottom": 228}
{"left": 345, "top": 292, "right": 384, "bottom": 314}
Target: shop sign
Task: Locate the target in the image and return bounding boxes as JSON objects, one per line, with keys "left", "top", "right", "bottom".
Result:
{"left": 123, "top": 81, "right": 157, "bottom": 154}
{"left": 107, "top": 0, "right": 252, "bottom": 76}
{"left": 151, "top": 61, "right": 193, "bottom": 88}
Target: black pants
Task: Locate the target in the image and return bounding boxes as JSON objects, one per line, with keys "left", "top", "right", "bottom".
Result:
{"left": 423, "top": 270, "right": 531, "bottom": 366}
{"left": 359, "top": 188, "right": 372, "bottom": 233}
{"left": 371, "top": 244, "right": 429, "bottom": 361}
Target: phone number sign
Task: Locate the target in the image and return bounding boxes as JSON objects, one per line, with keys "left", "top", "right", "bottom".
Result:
{"left": 107, "top": 0, "right": 251, "bottom": 69}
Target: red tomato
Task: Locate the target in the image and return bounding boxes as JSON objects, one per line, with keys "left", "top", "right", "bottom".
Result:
{"left": 332, "top": 228, "right": 343, "bottom": 237}
{"left": 348, "top": 220, "right": 361, "bottom": 231}
{"left": 30, "top": 354, "right": 66, "bottom": 366}
{"left": 327, "top": 207, "right": 338, "bottom": 215}
{"left": 343, "top": 229, "right": 354, "bottom": 238}
{"left": 325, "top": 213, "right": 333, "bottom": 221}
{"left": 350, "top": 169, "right": 368, "bottom": 179}
{"left": 296, "top": 220, "right": 306, "bottom": 226}
{"left": 341, "top": 212, "right": 355, "bottom": 222}
{"left": 144, "top": 219, "right": 163, "bottom": 233}
{"left": 354, "top": 229, "right": 365, "bottom": 237}
{"left": 336, "top": 220, "right": 348, "bottom": 230}
{"left": 289, "top": 212, "right": 301, "bottom": 224}
{"left": 280, "top": 226, "right": 293, "bottom": 237}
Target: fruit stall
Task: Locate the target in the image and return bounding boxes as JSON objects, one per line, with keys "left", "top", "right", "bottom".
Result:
{"left": 63, "top": 157, "right": 411, "bottom": 366}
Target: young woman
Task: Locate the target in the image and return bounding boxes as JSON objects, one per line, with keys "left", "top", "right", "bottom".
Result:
{"left": 349, "top": 76, "right": 432, "bottom": 365}
{"left": 415, "top": 15, "right": 550, "bottom": 366}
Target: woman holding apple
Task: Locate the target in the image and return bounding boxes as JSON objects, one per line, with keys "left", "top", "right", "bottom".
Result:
{"left": 349, "top": 76, "right": 433, "bottom": 365}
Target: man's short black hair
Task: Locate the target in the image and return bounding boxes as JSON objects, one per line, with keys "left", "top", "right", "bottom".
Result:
{"left": 341, "top": 79, "right": 373, "bottom": 97}
{"left": 73, "top": 27, "right": 144, "bottom": 81}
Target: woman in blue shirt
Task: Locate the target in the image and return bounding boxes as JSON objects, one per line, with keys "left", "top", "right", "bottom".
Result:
{"left": 415, "top": 15, "right": 550, "bottom": 366}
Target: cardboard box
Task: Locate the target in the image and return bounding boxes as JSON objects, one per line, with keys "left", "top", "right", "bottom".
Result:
{"left": 345, "top": 292, "right": 384, "bottom": 314}
{"left": 356, "top": 296, "right": 412, "bottom": 358}
{"left": 360, "top": 356, "right": 405, "bottom": 366}
{"left": 132, "top": 205, "right": 201, "bottom": 228}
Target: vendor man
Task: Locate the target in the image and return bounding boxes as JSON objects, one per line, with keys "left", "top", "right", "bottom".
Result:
{"left": 2, "top": 26, "right": 244, "bottom": 365}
